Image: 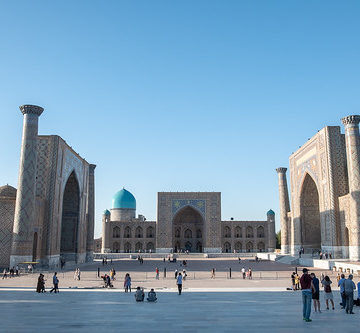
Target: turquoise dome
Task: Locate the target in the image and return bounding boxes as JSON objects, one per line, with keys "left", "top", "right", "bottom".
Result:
{"left": 112, "top": 188, "right": 136, "bottom": 209}
{"left": 103, "top": 209, "right": 110, "bottom": 216}
{"left": 267, "top": 209, "right": 275, "bottom": 216}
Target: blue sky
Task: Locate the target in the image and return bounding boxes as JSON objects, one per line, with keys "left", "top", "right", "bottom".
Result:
{"left": 0, "top": 1, "right": 359, "bottom": 237}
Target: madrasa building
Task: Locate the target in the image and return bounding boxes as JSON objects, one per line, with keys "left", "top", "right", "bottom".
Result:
{"left": 101, "top": 189, "right": 276, "bottom": 254}
{"left": 276, "top": 115, "right": 360, "bottom": 261}
{"left": 0, "top": 105, "right": 95, "bottom": 268}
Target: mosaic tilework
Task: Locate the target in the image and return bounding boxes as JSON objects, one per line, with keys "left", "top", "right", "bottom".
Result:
{"left": 172, "top": 199, "right": 206, "bottom": 217}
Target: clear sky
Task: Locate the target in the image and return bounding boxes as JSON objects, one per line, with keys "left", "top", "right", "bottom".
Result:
{"left": 0, "top": 1, "right": 359, "bottom": 237}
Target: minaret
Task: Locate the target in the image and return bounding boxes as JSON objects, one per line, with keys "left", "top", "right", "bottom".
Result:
{"left": 276, "top": 167, "right": 290, "bottom": 254}
{"left": 86, "top": 164, "right": 96, "bottom": 261}
{"left": 101, "top": 210, "right": 111, "bottom": 253}
{"left": 267, "top": 209, "right": 276, "bottom": 252}
{"left": 10, "top": 105, "right": 44, "bottom": 267}
{"left": 342, "top": 115, "right": 360, "bottom": 261}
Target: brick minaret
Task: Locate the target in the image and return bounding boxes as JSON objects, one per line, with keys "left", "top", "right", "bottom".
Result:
{"left": 86, "top": 164, "right": 96, "bottom": 260}
{"left": 10, "top": 105, "right": 44, "bottom": 267}
{"left": 276, "top": 167, "right": 290, "bottom": 254}
{"left": 342, "top": 115, "right": 360, "bottom": 260}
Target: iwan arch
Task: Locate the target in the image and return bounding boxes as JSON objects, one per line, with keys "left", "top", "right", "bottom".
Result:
{"left": 277, "top": 115, "right": 360, "bottom": 260}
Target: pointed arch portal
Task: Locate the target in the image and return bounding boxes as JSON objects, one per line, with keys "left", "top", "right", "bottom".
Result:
{"left": 172, "top": 206, "right": 204, "bottom": 253}
{"left": 60, "top": 171, "right": 80, "bottom": 262}
{"left": 300, "top": 174, "right": 321, "bottom": 250}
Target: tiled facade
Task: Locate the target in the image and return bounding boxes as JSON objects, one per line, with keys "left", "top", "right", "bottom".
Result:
{"left": 1, "top": 105, "right": 95, "bottom": 268}
{"left": 277, "top": 115, "right": 360, "bottom": 260}
{"left": 101, "top": 192, "right": 275, "bottom": 253}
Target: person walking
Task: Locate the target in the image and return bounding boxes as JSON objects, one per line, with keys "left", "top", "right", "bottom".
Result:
{"left": 338, "top": 273, "right": 346, "bottom": 309}
{"left": 211, "top": 268, "right": 216, "bottom": 279}
{"left": 310, "top": 273, "right": 321, "bottom": 313}
{"left": 124, "top": 273, "right": 131, "bottom": 292}
{"left": 177, "top": 272, "right": 183, "bottom": 295}
{"left": 291, "top": 272, "right": 296, "bottom": 291}
{"left": 241, "top": 267, "right": 246, "bottom": 279}
{"left": 321, "top": 275, "right": 334, "bottom": 310}
{"left": 175, "top": 269, "right": 178, "bottom": 279}
{"left": 49, "top": 272, "right": 59, "bottom": 293}
{"left": 295, "top": 273, "right": 300, "bottom": 290}
{"left": 343, "top": 274, "right": 356, "bottom": 314}
{"left": 2, "top": 268, "right": 7, "bottom": 279}
{"left": 155, "top": 267, "right": 159, "bottom": 280}
{"left": 300, "top": 268, "right": 315, "bottom": 322}
{"left": 74, "top": 268, "right": 78, "bottom": 281}
{"left": 248, "top": 268, "right": 252, "bottom": 280}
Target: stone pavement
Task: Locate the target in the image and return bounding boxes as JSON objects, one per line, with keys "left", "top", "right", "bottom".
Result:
{"left": 0, "top": 289, "right": 358, "bottom": 332}
{"left": 1, "top": 258, "right": 340, "bottom": 290}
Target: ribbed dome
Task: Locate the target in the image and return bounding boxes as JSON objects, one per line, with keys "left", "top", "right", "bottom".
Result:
{"left": 112, "top": 188, "right": 136, "bottom": 209}
{"left": 267, "top": 209, "right": 275, "bottom": 216}
{"left": 0, "top": 185, "right": 17, "bottom": 198}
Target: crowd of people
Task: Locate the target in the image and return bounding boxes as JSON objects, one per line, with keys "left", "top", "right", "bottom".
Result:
{"left": 2, "top": 266, "right": 20, "bottom": 279}
{"left": 299, "top": 268, "right": 360, "bottom": 322}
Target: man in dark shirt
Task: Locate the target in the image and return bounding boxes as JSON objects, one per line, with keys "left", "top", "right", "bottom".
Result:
{"left": 300, "top": 268, "right": 315, "bottom": 322}
{"left": 310, "top": 273, "right": 321, "bottom": 313}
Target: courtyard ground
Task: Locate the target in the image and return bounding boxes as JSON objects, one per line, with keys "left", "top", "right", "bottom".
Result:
{"left": 1, "top": 258, "right": 359, "bottom": 332}
{"left": 0, "top": 257, "right": 343, "bottom": 290}
{"left": 0, "top": 289, "right": 358, "bottom": 332}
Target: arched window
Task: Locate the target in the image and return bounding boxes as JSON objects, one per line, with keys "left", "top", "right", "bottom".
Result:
{"left": 124, "top": 242, "right": 131, "bottom": 253}
{"left": 135, "top": 242, "right": 143, "bottom": 252}
{"left": 146, "top": 226, "right": 154, "bottom": 238}
{"left": 223, "top": 242, "right": 231, "bottom": 253}
{"left": 235, "top": 226, "right": 242, "bottom": 238}
{"left": 175, "top": 228, "right": 180, "bottom": 238}
{"left": 113, "top": 241, "right": 120, "bottom": 253}
{"left": 196, "top": 229, "right": 202, "bottom": 238}
{"left": 246, "top": 241, "right": 253, "bottom": 252}
{"left": 124, "top": 226, "right": 131, "bottom": 238}
{"left": 135, "top": 226, "right": 143, "bottom": 238}
{"left": 257, "top": 226, "right": 264, "bottom": 238}
{"left": 174, "top": 241, "right": 180, "bottom": 252}
{"left": 246, "top": 226, "right": 254, "bottom": 238}
{"left": 146, "top": 242, "right": 154, "bottom": 251}
{"left": 113, "top": 226, "right": 120, "bottom": 238}
{"left": 224, "top": 226, "right": 231, "bottom": 238}
{"left": 257, "top": 242, "right": 265, "bottom": 252}
{"left": 184, "top": 229, "right": 192, "bottom": 238}
{"left": 235, "top": 242, "right": 242, "bottom": 252}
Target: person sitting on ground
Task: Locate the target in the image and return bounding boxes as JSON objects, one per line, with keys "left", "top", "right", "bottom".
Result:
{"left": 135, "top": 286, "right": 145, "bottom": 302}
{"left": 147, "top": 288, "right": 157, "bottom": 302}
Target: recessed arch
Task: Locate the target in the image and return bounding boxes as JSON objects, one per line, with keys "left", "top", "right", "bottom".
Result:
{"left": 113, "top": 241, "right": 120, "bottom": 253}
{"left": 300, "top": 173, "right": 321, "bottom": 250}
{"left": 60, "top": 171, "right": 80, "bottom": 261}
{"left": 172, "top": 205, "right": 204, "bottom": 253}
{"left": 223, "top": 242, "right": 231, "bottom": 253}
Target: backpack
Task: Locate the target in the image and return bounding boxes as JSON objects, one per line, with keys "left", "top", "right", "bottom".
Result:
{"left": 324, "top": 284, "right": 331, "bottom": 293}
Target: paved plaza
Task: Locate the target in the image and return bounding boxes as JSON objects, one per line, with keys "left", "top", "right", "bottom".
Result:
{"left": 0, "top": 289, "right": 358, "bottom": 333}
{"left": 1, "top": 258, "right": 359, "bottom": 332}
{"left": 0, "top": 258, "right": 334, "bottom": 289}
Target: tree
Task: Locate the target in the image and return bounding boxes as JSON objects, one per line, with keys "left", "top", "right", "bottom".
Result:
{"left": 276, "top": 231, "right": 281, "bottom": 249}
